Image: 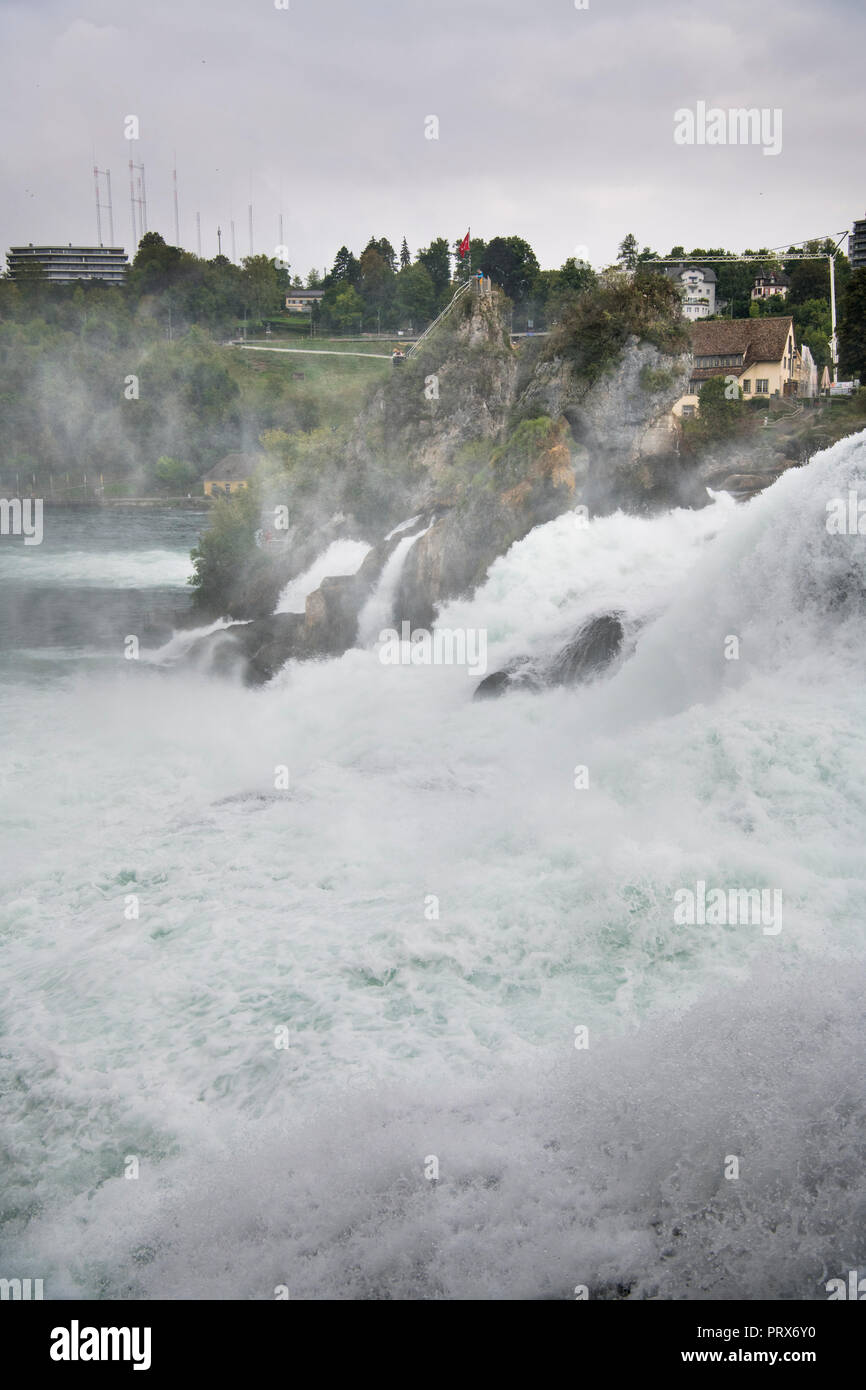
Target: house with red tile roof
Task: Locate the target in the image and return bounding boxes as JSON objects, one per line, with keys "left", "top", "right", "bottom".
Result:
{"left": 672, "top": 316, "right": 800, "bottom": 418}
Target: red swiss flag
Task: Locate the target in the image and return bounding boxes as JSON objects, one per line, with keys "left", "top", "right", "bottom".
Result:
{"left": 458, "top": 231, "right": 470, "bottom": 259}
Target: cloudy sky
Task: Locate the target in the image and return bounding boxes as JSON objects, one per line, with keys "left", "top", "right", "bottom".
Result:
{"left": 0, "top": 0, "right": 863, "bottom": 276}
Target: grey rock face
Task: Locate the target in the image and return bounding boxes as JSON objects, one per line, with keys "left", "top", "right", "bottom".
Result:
{"left": 474, "top": 613, "right": 625, "bottom": 700}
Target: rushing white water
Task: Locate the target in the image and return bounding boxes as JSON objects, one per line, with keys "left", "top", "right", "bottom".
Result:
{"left": 275, "top": 538, "right": 372, "bottom": 614}
{"left": 0, "top": 547, "right": 194, "bottom": 588}
{"left": 146, "top": 616, "right": 240, "bottom": 665}
{"left": 1, "top": 435, "right": 865, "bottom": 1299}
{"left": 356, "top": 522, "right": 433, "bottom": 646}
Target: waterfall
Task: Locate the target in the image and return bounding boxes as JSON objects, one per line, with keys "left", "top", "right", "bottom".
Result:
{"left": 384, "top": 514, "right": 421, "bottom": 541}
{"left": 356, "top": 522, "right": 433, "bottom": 646}
{"left": 275, "top": 538, "right": 372, "bottom": 614}
{"left": 146, "top": 616, "right": 240, "bottom": 664}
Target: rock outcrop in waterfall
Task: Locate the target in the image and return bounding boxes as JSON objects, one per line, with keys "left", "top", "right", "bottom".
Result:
{"left": 188, "top": 273, "right": 696, "bottom": 680}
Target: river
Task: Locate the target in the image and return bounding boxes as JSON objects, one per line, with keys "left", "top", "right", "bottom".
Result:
{"left": 1, "top": 443, "right": 865, "bottom": 1300}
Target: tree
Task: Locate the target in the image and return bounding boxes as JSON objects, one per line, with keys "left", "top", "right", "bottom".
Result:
{"left": 128, "top": 231, "right": 184, "bottom": 296}
{"left": 453, "top": 236, "right": 486, "bottom": 283}
{"left": 0, "top": 278, "right": 22, "bottom": 321}
{"left": 240, "top": 254, "right": 281, "bottom": 320}
{"left": 327, "top": 245, "right": 360, "bottom": 287}
{"left": 188, "top": 482, "right": 267, "bottom": 615}
{"left": 617, "top": 233, "right": 639, "bottom": 271}
{"left": 365, "top": 236, "right": 397, "bottom": 273}
{"left": 549, "top": 270, "right": 687, "bottom": 382}
{"left": 155, "top": 455, "right": 198, "bottom": 490}
{"left": 359, "top": 245, "right": 394, "bottom": 313}
{"left": 11, "top": 258, "right": 48, "bottom": 308}
{"left": 559, "top": 256, "right": 595, "bottom": 293}
{"left": 784, "top": 258, "right": 827, "bottom": 305}
{"left": 416, "top": 237, "right": 452, "bottom": 297}
{"left": 542, "top": 256, "right": 597, "bottom": 322}
{"left": 328, "top": 285, "right": 365, "bottom": 332}
{"left": 790, "top": 298, "right": 831, "bottom": 369}
{"left": 400, "top": 237, "right": 411, "bottom": 269}
{"left": 393, "top": 263, "right": 436, "bottom": 328}
{"left": 840, "top": 268, "right": 866, "bottom": 381}
{"left": 479, "top": 236, "right": 539, "bottom": 302}
{"left": 696, "top": 373, "right": 743, "bottom": 436}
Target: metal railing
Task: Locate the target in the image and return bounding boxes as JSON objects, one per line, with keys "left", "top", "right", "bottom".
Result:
{"left": 406, "top": 278, "right": 474, "bottom": 359}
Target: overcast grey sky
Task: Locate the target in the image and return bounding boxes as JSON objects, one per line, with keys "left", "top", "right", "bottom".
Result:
{"left": 1, "top": 0, "right": 863, "bottom": 275}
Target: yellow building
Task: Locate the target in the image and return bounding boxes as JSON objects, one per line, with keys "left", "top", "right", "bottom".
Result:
{"left": 201, "top": 453, "right": 260, "bottom": 498}
{"left": 672, "top": 317, "right": 799, "bottom": 418}
{"left": 285, "top": 289, "right": 324, "bottom": 313}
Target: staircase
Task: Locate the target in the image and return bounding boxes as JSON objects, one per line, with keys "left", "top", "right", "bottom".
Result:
{"left": 406, "top": 278, "right": 474, "bottom": 359}
{"left": 766, "top": 398, "right": 803, "bottom": 425}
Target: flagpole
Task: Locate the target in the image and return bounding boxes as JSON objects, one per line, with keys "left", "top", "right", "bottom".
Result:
{"left": 468, "top": 227, "right": 471, "bottom": 277}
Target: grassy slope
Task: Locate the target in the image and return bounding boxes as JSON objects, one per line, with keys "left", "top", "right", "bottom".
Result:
{"left": 226, "top": 343, "right": 390, "bottom": 434}
{"left": 242, "top": 337, "right": 398, "bottom": 355}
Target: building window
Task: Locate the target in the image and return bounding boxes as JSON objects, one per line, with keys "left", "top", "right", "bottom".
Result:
{"left": 756, "top": 379, "right": 769, "bottom": 394}
{"left": 742, "top": 380, "right": 751, "bottom": 393}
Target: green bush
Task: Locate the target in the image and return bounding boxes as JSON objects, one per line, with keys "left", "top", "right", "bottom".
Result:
{"left": 546, "top": 270, "right": 687, "bottom": 385}
{"left": 490, "top": 415, "right": 558, "bottom": 488}
{"left": 188, "top": 483, "right": 268, "bottom": 614}
{"left": 154, "top": 456, "right": 198, "bottom": 491}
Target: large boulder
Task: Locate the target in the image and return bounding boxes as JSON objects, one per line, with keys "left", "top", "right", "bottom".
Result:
{"left": 304, "top": 574, "right": 364, "bottom": 654}
{"left": 185, "top": 613, "right": 305, "bottom": 683}
{"left": 474, "top": 613, "right": 625, "bottom": 700}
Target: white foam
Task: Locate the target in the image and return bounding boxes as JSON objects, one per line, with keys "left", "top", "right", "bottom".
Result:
{"left": 0, "top": 548, "right": 193, "bottom": 588}
{"left": 357, "top": 523, "right": 433, "bottom": 645}
{"left": 2, "top": 432, "right": 865, "bottom": 1298}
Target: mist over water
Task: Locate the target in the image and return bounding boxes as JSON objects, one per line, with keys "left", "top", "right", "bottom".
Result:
{"left": 1, "top": 438, "right": 865, "bottom": 1299}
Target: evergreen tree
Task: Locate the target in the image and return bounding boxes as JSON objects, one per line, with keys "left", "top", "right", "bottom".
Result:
{"left": 840, "top": 268, "right": 866, "bottom": 380}
{"left": 327, "top": 246, "right": 361, "bottom": 287}
{"left": 375, "top": 237, "right": 397, "bottom": 273}
{"left": 617, "top": 233, "right": 639, "bottom": 271}
{"left": 358, "top": 245, "right": 395, "bottom": 318}
{"left": 400, "top": 237, "right": 411, "bottom": 269}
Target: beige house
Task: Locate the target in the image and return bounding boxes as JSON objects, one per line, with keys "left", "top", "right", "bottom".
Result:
{"left": 285, "top": 288, "right": 324, "bottom": 313}
{"left": 201, "top": 453, "right": 261, "bottom": 498}
{"left": 672, "top": 317, "right": 800, "bottom": 418}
